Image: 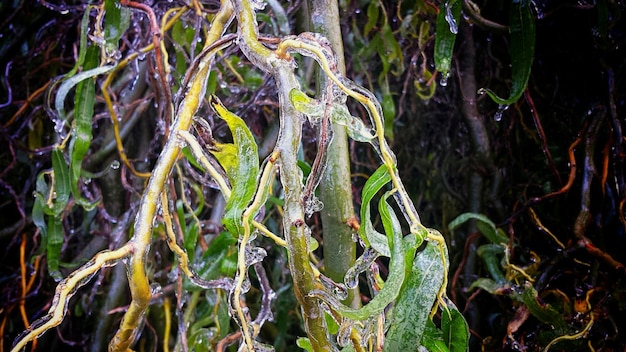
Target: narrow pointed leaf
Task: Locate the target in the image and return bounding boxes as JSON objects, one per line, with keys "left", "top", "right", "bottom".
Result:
{"left": 359, "top": 165, "right": 391, "bottom": 256}
{"left": 448, "top": 212, "right": 508, "bottom": 244}
{"left": 434, "top": 0, "right": 461, "bottom": 78}
{"left": 479, "top": 0, "right": 535, "bottom": 105}
{"left": 70, "top": 45, "right": 100, "bottom": 209}
{"left": 51, "top": 148, "right": 70, "bottom": 215}
{"left": 384, "top": 241, "right": 445, "bottom": 351}
{"left": 104, "top": 0, "right": 130, "bottom": 59}
{"left": 310, "top": 192, "right": 406, "bottom": 320}
{"left": 46, "top": 216, "right": 64, "bottom": 281}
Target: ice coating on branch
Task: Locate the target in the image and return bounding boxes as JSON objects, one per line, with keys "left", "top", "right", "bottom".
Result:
{"left": 304, "top": 195, "right": 324, "bottom": 217}
{"left": 319, "top": 274, "right": 349, "bottom": 301}
{"left": 344, "top": 247, "right": 379, "bottom": 289}
{"left": 245, "top": 246, "right": 267, "bottom": 266}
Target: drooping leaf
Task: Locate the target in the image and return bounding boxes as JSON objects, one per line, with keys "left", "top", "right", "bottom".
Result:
{"left": 359, "top": 165, "right": 392, "bottom": 257}
{"left": 434, "top": 0, "right": 461, "bottom": 79}
{"left": 478, "top": 0, "right": 535, "bottom": 105}
{"left": 476, "top": 244, "right": 508, "bottom": 284}
{"left": 364, "top": 1, "right": 379, "bottom": 36}
{"left": 104, "top": 0, "right": 130, "bottom": 60}
{"left": 520, "top": 284, "right": 568, "bottom": 332}
{"left": 46, "top": 215, "right": 64, "bottom": 281}
{"left": 208, "top": 95, "right": 259, "bottom": 237}
{"left": 448, "top": 212, "right": 508, "bottom": 244}
{"left": 384, "top": 241, "right": 445, "bottom": 351}
{"left": 70, "top": 45, "right": 100, "bottom": 209}
{"left": 310, "top": 192, "right": 406, "bottom": 320}
{"left": 51, "top": 148, "right": 70, "bottom": 216}
{"left": 55, "top": 65, "right": 116, "bottom": 122}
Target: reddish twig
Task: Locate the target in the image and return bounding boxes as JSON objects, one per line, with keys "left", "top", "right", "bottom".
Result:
{"left": 524, "top": 89, "right": 562, "bottom": 186}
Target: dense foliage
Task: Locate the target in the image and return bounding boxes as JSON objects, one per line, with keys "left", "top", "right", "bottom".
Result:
{"left": 1, "top": 0, "right": 625, "bottom": 351}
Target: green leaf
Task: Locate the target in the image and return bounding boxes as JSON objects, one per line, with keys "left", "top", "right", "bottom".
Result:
{"left": 448, "top": 212, "right": 508, "bottom": 244}
{"left": 434, "top": 0, "right": 461, "bottom": 79}
{"left": 381, "top": 89, "right": 395, "bottom": 139}
{"left": 70, "top": 45, "right": 100, "bottom": 209}
{"left": 182, "top": 145, "right": 206, "bottom": 172}
{"left": 479, "top": 0, "right": 535, "bottom": 105}
{"left": 384, "top": 241, "right": 445, "bottom": 351}
{"left": 441, "top": 300, "right": 469, "bottom": 352}
{"left": 359, "top": 165, "right": 392, "bottom": 257}
{"left": 289, "top": 88, "right": 324, "bottom": 119}
{"left": 104, "top": 0, "right": 130, "bottom": 60}
{"left": 47, "top": 215, "right": 64, "bottom": 281}
{"left": 296, "top": 337, "right": 314, "bottom": 352}
{"left": 310, "top": 192, "right": 406, "bottom": 320}
{"left": 66, "top": 7, "right": 91, "bottom": 77}
{"left": 476, "top": 244, "right": 508, "bottom": 284}
{"left": 329, "top": 104, "right": 375, "bottom": 142}
{"left": 468, "top": 277, "right": 505, "bottom": 294}
{"left": 364, "top": 1, "right": 380, "bottom": 36}
{"left": 421, "top": 320, "right": 449, "bottom": 352}
{"left": 209, "top": 95, "right": 259, "bottom": 237}
{"left": 196, "top": 233, "right": 237, "bottom": 280}
{"left": 51, "top": 148, "right": 70, "bottom": 215}
{"left": 520, "top": 284, "right": 567, "bottom": 332}
{"left": 32, "top": 188, "right": 48, "bottom": 249}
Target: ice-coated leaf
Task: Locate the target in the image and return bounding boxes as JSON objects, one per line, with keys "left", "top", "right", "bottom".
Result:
{"left": 209, "top": 95, "right": 259, "bottom": 237}
{"left": 70, "top": 45, "right": 100, "bottom": 209}
{"left": 478, "top": 0, "right": 535, "bottom": 105}
{"left": 310, "top": 192, "right": 406, "bottom": 320}
{"left": 384, "top": 241, "right": 445, "bottom": 351}
{"left": 104, "top": 0, "right": 130, "bottom": 60}
{"left": 51, "top": 148, "right": 70, "bottom": 215}
{"left": 289, "top": 88, "right": 324, "bottom": 121}
{"left": 420, "top": 320, "right": 449, "bottom": 352}
{"left": 434, "top": 0, "right": 461, "bottom": 79}
{"left": 359, "top": 165, "right": 392, "bottom": 257}
{"left": 520, "top": 284, "right": 567, "bottom": 332}
{"left": 329, "top": 104, "right": 375, "bottom": 142}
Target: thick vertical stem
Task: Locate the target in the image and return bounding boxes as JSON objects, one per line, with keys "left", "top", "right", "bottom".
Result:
{"left": 308, "top": 0, "right": 359, "bottom": 308}
{"left": 233, "top": 0, "right": 333, "bottom": 348}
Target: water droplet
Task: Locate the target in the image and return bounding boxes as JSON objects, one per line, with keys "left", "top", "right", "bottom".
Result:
{"left": 494, "top": 104, "right": 509, "bottom": 122}
{"left": 151, "top": 283, "right": 162, "bottom": 295}
{"left": 110, "top": 160, "right": 120, "bottom": 169}
{"left": 440, "top": 72, "right": 450, "bottom": 87}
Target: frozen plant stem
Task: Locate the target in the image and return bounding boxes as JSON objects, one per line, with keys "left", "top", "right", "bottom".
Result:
{"left": 108, "top": 2, "right": 235, "bottom": 349}
{"left": 232, "top": 0, "right": 334, "bottom": 349}
{"left": 308, "top": 0, "right": 360, "bottom": 308}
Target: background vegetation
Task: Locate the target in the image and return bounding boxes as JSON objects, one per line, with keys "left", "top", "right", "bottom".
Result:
{"left": 1, "top": 0, "right": 625, "bottom": 351}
